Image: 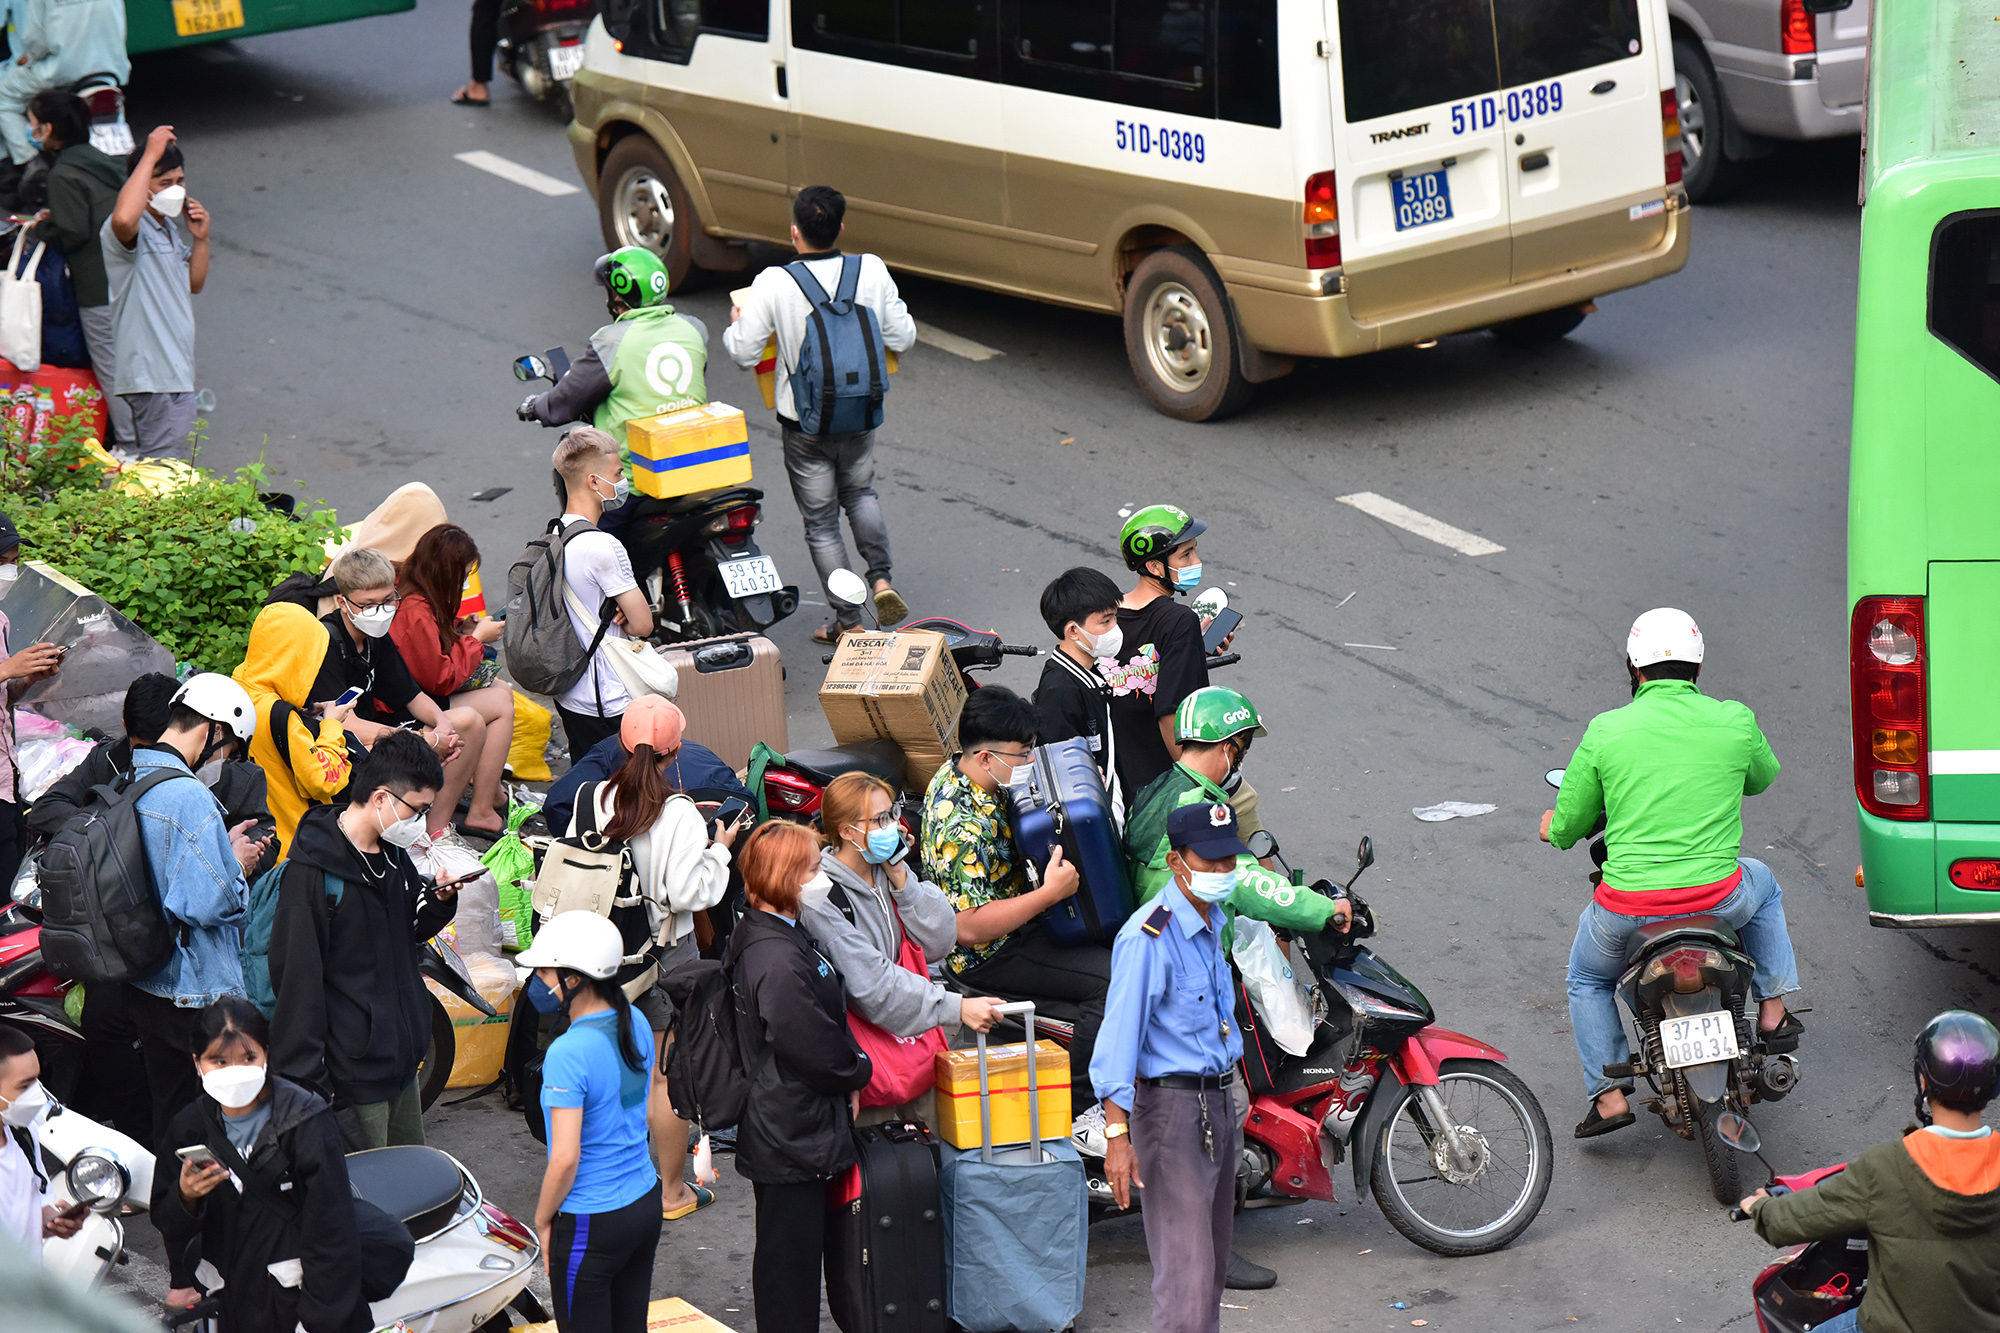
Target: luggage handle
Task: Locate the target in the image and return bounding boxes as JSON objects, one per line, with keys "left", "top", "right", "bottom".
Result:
{"left": 975, "top": 1000, "right": 1039, "bottom": 1164}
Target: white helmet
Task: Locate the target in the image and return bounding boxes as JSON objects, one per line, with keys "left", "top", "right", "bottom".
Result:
{"left": 171, "top": 673, "right": 257, "bottom": 742}
{"left": 515, "top": 911, "right": 622, "bottom": 980}
{"left": 1627, "top": 608, "right": 1705, "bottom": 669}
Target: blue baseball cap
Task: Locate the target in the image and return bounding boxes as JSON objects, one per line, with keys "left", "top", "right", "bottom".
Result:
{"left": 1167, "top": 801, "right": 1250, "bottom": 861}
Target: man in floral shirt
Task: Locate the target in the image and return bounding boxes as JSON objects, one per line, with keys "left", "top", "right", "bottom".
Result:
{"left": 921, "top": 685, "right": 1109, "bottom": 1103}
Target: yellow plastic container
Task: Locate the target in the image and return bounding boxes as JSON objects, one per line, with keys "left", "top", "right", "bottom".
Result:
{"left": 934, "top": 1040, "right": 1071, "bottom": 1149}
{"left": 626, "top": 402, "right": 753, "bottom": 500}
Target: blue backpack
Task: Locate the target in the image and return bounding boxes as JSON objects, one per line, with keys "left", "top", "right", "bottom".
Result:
{"left": 241, "top": 866, "right": 345, "bottom": 1018}
{"left": 785, "top": 255, "right": 888, "bottom": 437}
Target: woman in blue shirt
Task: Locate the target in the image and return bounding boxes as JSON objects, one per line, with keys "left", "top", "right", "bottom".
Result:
{"left": 520, "top": 911, "right": 661, "bottom": 1332}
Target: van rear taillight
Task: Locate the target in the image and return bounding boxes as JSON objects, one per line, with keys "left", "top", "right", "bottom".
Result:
{"left": 1661, "top": 90, "right": 1684, "bottom": 185}
{"left": 1850, "top": 596, "right": 1929, "bottom": 821}
{"left": 1304, "top": 171, "right": 1340, "bottom": 269}
{"left": 1780, "top": 0, "right": 1816, "bottom": 55}
{"left": 1949, "top": 860, "right": 2000, "bottom": 891}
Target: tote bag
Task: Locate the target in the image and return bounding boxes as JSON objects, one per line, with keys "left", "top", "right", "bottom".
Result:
{"left": 849, "top": 897, "right": 949, "bottom": 1108}
{"left": 0, "top": 230, "right": 47, "bottom": 373}
{"left": 563, "top": 582, "right": 679, "bottom": 702}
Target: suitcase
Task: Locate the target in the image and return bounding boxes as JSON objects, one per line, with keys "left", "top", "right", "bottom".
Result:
{"left": 826, "top": 1119, "right": 948, "bottom": 1333}
{"left": 658, "top": 633, "right": 786, "bottom": 772}
{"left": 1008, "top": 738, "right": 1133, "bottom": 947}
{"left": 938, "top": 1004, "right": 1089, "bottom": 1333}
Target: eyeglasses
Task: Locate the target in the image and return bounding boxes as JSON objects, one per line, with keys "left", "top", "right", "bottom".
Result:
{"left": 851, "top": 804, "right": 903, "bottom": 832}
{"left": 343, "top": 593, "right": 400, "bottom": 612}
{"left": 987, "top": 748, "right": 1033, "bottom": 764}
{"left": 387, "top": 790, "right": 432, "bottom": 820}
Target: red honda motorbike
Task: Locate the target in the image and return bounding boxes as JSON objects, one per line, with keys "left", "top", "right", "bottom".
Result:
{"left": 1718, "top": 1111, "right": 1865, "bottom": 1332}
{"left": 0, "top": 894, "right": 85, "bottom": 1100}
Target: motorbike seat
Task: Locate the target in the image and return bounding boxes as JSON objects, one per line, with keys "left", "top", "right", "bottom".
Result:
{"left": 345, "top": 1146, "right": 467, "bottom": 1239}
{"left": 1622, "top": 913, "right": 1742, "bottom": 965}
{"left": 782, "top": 739, "right": 907, "bottom": 788}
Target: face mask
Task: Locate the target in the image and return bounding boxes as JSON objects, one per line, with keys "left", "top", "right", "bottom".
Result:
{"left": 0, "top": 566, "right": 18, "bottom": 586}
{"left": 1073, "top": 623, "right": 1123, "bottom": 660}
{"left": 377, "top": 798, "right": 427, "bottom": 850}
{"left": 0, "top": 1079, "right": 49, "bottom": 1128}
{"left": 345, "top": 600, "right": 396, "bottom": 639}
{"left": 801, "top": 871, "right": 833, "bottom": 909}
{"left": 525, "top": 974, "right": 560, "bottom": 1014}
{"left": 860, "top": 826, "right": 902, "bottom": 865}
{"left": 1173, "top": 562, "right": 1204, "bottom": 594}
{"left": 201, "top": 1063, "right": 266, "bottom": 1110}
{"left": 194, "top": 757, "right": 225, "bottom": 787}
{"left": 1179, "top": 864, "right": 1239, "bottom": 904}
{"left": 595, "top": 474, "right": 631, "bottom": 512}
{"left": 152, "top": 184, "right": 187, "bottom": 218}
{"left": 986, "top": 752, "right": 1033, "bottom": 790}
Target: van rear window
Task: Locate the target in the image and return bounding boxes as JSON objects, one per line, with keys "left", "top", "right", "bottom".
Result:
{"left": 1494, "top": 0, "right": 1641, "bottom": 84}
{"left": 1930, "top": 211, "right": 2000, "bottom": 384}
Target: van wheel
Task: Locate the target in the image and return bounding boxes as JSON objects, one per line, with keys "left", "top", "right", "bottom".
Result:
{"left": 1489, "top": 303, "right": 1589, "bottom": 345}
{"left": 1672, "top": 40, "right": 1744, "bottom": 204}
{"left": 419, "top": 996, "right": 456, "bottom": 1112}
{"left": 1122, "top": 246, "right": 1255, "bottom": 422}
{"left": 598, "top": 134, "right": 705, "bottom": 292}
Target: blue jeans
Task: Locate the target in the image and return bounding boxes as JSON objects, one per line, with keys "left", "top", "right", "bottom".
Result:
{"left": 781, "top": 421, "right": 892, "bottom": 628}
{"left": 1814, "top": 1309, "right": 1860, "bottom": 1333}
{"left": 1566, "top": 857, "right": 1800, "bottom": 1101}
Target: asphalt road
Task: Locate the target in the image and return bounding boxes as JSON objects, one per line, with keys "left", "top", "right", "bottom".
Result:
{"left": 86, "top": 3, "right": 2000, "bottom": 1330}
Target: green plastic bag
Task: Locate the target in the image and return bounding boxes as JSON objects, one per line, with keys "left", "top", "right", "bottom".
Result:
{"left": 483, "top": 802, "right": 541, "bottom": 951}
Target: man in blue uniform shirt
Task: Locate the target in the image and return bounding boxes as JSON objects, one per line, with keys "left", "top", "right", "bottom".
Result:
{"left": 1092, "top": 801, "right": 1250, "bottom": 1333}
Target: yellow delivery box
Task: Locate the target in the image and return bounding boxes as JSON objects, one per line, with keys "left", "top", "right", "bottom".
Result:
{"left": 935, "top": 1040, "right": 1071, "bottom": 1149}
{"left": 818, "top": 630, "right": 967, "bottom": 792}
{"left": 626, "top": 402, "right": 753, "bottom": 500}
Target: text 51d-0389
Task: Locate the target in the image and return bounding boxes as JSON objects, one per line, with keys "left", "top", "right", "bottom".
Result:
{"left": 1115, "top": 119, "right": 1206, "bottom": 163}
{"left": 1450, "top": 80, "right": 1564, "bottom": 134}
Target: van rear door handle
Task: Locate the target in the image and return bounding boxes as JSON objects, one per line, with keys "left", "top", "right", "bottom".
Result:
{"left": 1520, "top": 151, "right": 1550, "bottom": 171}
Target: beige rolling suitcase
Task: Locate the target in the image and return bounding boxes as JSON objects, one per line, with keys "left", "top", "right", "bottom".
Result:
{"left": 660, "top": 634, "right": 786, "bottom": 771}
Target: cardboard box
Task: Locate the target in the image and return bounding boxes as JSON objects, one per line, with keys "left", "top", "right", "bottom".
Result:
{"left": 818, "top": 630, "right": 967, "bottom": 792}
{"left": 522, "top": 1297, "right": 738, "bottom": 1333}
{"left": 626, "top": 402, "right": 753, "bottom": 500}
{"left": 935, "top": 1040, "right": 1071, "bottom": 1149}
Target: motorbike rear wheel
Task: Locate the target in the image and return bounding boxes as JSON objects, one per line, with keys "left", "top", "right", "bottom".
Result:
{"left": 1370, "top": 1059, "right": 1554, "bottom": 1256}
{"left": 1694, "top": 1090, "right": 1743, "bottom": 1206}
{"left": 418, "top": 995, "right": 456, "bottom": 1112}
{"left": 474, "top": 1289, "right": 550, "bottom": 1331}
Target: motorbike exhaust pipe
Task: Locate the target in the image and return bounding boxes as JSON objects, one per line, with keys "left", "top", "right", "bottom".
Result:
{"left": 1753, "top": 1054, "right": 1799, "bottom": 1101}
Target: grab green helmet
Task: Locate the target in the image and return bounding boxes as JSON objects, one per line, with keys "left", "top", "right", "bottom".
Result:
{"left": 1120, "top": 503, "right": 1206, "bottom": 573}
{"left": 593, "top": 246, "right": 671, "bottom": 309}
{"left": 1174, "top": 686, "right": 1268, "bottom": 745}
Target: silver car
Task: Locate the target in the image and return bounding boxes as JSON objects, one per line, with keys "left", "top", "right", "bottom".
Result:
{"left": 1669, "top": 0, "right": 1867, "bottom": 200}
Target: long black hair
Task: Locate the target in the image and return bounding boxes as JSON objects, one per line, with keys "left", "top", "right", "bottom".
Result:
{"left": 556, "top": 971, "right": 646, "bottom": 1073}
{"left": 195, "top": 995, "right": 271, "bottom": 1062}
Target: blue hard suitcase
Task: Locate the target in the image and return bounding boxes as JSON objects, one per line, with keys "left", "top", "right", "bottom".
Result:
{"left": 1009, "top": 738, "right": 1133, "bottom": 947}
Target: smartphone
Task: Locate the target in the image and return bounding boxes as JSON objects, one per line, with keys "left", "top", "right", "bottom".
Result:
{"left": 1202, "top": 606, "right": 1243, "bottom": 654}
{"left": 175, "top": 1143, "right": 222, "bottom": 1171}
{"left": 430, "top": 869, "right": 485, "bottom": 894}
{"left": 887, "top": 831, "right": 912, "bottom": 867}
{"left": 714, "top": 796, "right": 751, "bottom": 829}
{"left": 58, "top": 1197, "right": 91, "bottom": 1221}
{"left": 51, "top": 644, "right": 69, "bottom": 660}
{"left": 332, "top": 685, "right": 365, "bottom": 710}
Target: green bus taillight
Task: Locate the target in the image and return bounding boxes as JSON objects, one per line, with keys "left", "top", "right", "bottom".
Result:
{"left": 1850, "top": 596, "right": 1929, "bottom": 821}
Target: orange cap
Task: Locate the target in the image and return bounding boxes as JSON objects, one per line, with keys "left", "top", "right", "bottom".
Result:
{"left": 620, "top": 695, "right": 685, "bottom": 753}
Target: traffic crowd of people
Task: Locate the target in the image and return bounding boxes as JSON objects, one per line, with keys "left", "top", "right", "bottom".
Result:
{"left": 0, "top": 175, "right": 1991, "bottom": 1333}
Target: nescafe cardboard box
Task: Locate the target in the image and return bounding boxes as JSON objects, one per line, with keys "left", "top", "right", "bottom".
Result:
{"left": 818, "top": 630, "right": 967, "bottom": 791}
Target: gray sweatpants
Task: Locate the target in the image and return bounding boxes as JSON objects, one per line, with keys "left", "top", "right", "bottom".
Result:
{"left": 76, "top": 304, "right": 133, "bottom": 450}
{"left": 1132, "top": 1081, "right": 1236, "bottom": 1333}
{"left": 122, "top": 390, "right": 198, "bottom": 460}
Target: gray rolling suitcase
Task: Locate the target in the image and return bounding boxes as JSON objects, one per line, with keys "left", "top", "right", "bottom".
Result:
{"left": 937, "top": 1003, "right": 1089, "bottom": 1333}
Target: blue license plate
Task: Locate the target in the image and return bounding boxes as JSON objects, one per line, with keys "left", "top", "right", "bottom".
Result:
{"left": 1392, "top": 169, "right": 1454, "bottom": 231}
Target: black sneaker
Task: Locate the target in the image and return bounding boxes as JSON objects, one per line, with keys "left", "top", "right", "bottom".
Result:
{"left": 1224, "top": 1250, "right": 1276, "bottom": 1290}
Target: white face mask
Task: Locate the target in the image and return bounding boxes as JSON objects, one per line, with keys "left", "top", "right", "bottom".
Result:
{"left": 1072, "top": 623, "right": 1123, "bottom": 660}
{"left": 151, "top": 183, "right": 187, "bottom": 218}
{"left": 0, "top": 1078, "right": 49, "bottom": 1128}
{"left": 201, "top": 1063, "right": 266, "bottom": 1110}
{"left": 1179, "top": 864, "right": 1239, "bottom": 904}
{"left": 987, "top": 751, "right": 1033, "bottom": 790}
{"left": 377, "top": 797, "right": 427, "bottom": 850}
{"left": 0, "top": 565, "right": 18, "bottom": 587}
{"left": 345, "top": 599, "right": 397, "bottom": 639}
{"left": 801, "top": 870, "right": 833, "bottom": 909}
{"left": 594, "top": 474, "right": 631, "bottom": 511}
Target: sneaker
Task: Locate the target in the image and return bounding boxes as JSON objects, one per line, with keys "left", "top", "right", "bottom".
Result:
{"left": 873, "top": 586, "right": 909, "bottom": 626}
{"left": 1071, "top": 1102, "right": 1108, "bottom": 1157}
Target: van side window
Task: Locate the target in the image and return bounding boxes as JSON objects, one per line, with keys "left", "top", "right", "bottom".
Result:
{"left": 1116, "top": 0, "right": 1208, "bottom": 84}
{"left": 1930, "top": 211, "right": 2000, "bottom": 384}
{"left": 1017, "top": 0, "right": 1112, "bottom": 69}
{"left": 1217, "top": 0, "right": 1279, "bottom": 127}
{"left": 1004, "top": 0, "right": 1212, "bottom": 116}
{"left": 703, "top": 0, "right": 769, "bottom": 37}
{"left": 639, "top": 0, "right": 700, "bottom": 61}
{"left": 1336, "top": 0, "right": 1500, "bottom": 124}
{"left": 812, "top": 0, "right": 894, "bottom": 42}
{"left": 1493, "top": 0, "right": 1641, "bottom": 83}
{"left": 795, "top": 0, "right": 993, "bottom": 69}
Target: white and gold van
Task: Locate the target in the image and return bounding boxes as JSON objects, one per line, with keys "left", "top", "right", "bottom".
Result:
{"left": 567, "top": 0, "right": 1691, "bottom": 421}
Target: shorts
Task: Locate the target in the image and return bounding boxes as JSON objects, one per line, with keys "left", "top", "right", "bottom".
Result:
{"left": 631, "top": 930, "right": 700, "bottom": 1031}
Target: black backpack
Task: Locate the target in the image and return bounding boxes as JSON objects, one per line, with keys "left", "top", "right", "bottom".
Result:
{"left": 37, "top": 768, "right": 195, "bottom": 984}
{"left": 660, "top": 955, "right": 757, "bottom": 1132}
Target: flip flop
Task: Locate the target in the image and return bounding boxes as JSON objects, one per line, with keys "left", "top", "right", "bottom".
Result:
{"left": 873, "top": 586, "right": 908, "bottom": 626}
{"left": 1759, "top": 1012, "right": 1805, "bottom": 1055}
{"left": 663, "top": 1183, "right": 715, "bottom": 1220}
{"left": 451, "top": 89, "right": 491, "bottom": 106}
{"left": 1574, "top": 1101, "right": 1636, "bottom": 1139}
{"left": 812, "top": 623, "right": 852, "bottom": 646}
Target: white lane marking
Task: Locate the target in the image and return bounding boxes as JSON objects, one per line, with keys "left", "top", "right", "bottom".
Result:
{"left": 914, "top": 321, "right": 1002, "bottom": 361}
{"left": 1344, "top": 643, "right": 1397, "bottom": 651}
{"left": 1336, "top": 491, "right": 1505, "bottom": 557}
{"left": 1932, "top": 750, "right": 2000, "bottom": 775}
{"left": 453, "top": 150, "right": 580, "bottom": 197}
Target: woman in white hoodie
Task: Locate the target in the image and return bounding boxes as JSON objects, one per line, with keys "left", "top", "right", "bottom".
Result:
{"left": 569, "top": 696, "right": 737, "bottom": 1219}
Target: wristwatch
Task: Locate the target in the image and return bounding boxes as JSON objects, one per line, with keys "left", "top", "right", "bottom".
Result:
{"left": 1105, "top": 1123, "right": 1129, "bottom": 1140}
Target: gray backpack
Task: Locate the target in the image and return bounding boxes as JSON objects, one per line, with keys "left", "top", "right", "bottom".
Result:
{"left": 37, "top": 768, "right": 194, "bottom": 984}
{"left": 503, "top": 518, "right": 617, "bottom": 697}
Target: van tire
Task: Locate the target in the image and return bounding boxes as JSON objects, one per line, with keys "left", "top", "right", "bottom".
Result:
{"left": 1123, "top": 246, "right": 1254, "bottom": 422}
{"left": 1672, "top": 40, "right": 1744, "bottom": 204}
{"left": 597, "top": 134, "right": 706, "bottom": 292}
{"left": 1489, "top": 303, "right": 1589, "bottom": 345}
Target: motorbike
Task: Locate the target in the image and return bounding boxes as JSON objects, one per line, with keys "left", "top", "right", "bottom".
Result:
{"left": 496, "top": 0, "right": 593, "bottom": 116}
{"left": 1719, "top": 1113, "right": 1864, "bottom": 1332}
{"left": 1544, "top": 768, "right": 1801, "bottom": 1205}
{"left": 514, "top": 348, "right": 800, "bottom": 644}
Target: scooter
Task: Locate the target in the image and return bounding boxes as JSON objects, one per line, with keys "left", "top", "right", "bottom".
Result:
{"left": 495, "top": 0, "right": 593, "bottom": 117}
{"left": 38, "top": 1096, "right": 153, "bottom": 1288}
{"left": 1719, "top": 1113, "right": 1864, "bottom": 1332}
{"left": 1544, "top": 768, "right": 1801, "bottom": 1205}
{"left": 514, "top": 348, "right": 801, "bottom": 643}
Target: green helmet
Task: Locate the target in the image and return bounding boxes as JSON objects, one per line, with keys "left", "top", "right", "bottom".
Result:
{"left": 1173, "top": 686, "right": 1268, "bottom": 745}
{"left": 594, "top": 246, "right": 671, "bottom": 309}
{"left": 1120, "top": 503, "right": 1206, "bottom": 573}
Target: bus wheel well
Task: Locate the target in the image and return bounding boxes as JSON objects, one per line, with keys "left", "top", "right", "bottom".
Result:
{"left": 1115, "top": 226, "right": 1198, "bottom": 298}
{"left": 594, "top": 120, "right": 645, "bottom": 174}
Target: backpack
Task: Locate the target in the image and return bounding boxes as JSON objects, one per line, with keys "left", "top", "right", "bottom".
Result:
{"left": 785, "top": 255, "right": 888, "bottom": 437}
{"left": 240, "top": 866, "right": 345, "bottom": 1018}
{"left": 528, "top": 781, "right": 670, "bottom": 1000}
{"left": 37, "top": 768, "right": 197, "bottom": 984}
{"left": 265, "top": 570, "right": 339, "bottom": 611}
{"left": 660, "top": 954, "right": 755, "bottom": 1132}
{"left": 502, "top": 518, "right": 617, "bottom": 698}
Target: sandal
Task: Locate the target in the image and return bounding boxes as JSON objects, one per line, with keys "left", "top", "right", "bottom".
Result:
{"left": 451, "top": 88, "right": 491, "bottom": 106}
{"left": 663, "top": 1183, "right": 715, "bottom": 1220}
{"left": 811, "top": 623, "right": 852, "bottom": 646}
{"left": 873, "top": 586, "right": 908, "bottom": 626}
{"left": 1759, "top": 1011, "right": 1805, "bottom": 1055}
{"left": 1574, "top": 1100, "right": 1636, "bottom": 1139}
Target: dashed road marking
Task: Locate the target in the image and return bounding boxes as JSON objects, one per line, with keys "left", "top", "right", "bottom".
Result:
{"left": 453, "top": 150, "right": 580, "bottom": 197}
{"left": 915, "top": 321, "right": 1002, "bottom": 361}
{"left": 1336, "top": 491, "right": 1505, "bottom": 556}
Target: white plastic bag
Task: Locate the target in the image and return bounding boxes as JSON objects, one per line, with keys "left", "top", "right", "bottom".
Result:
{"left": 0, "top": 230, "right": 45, "bottom": 373}
{"left": 411, "top": 829, "right": 501, "bottom": 958}
{"left": 1230, "top": 917, "right": 1315, "bottom": 1056}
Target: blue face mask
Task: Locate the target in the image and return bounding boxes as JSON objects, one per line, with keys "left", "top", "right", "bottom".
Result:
{"left": 861, "top": 825, "right": 902, "bottom": 864}
{"left": 1174, "top": 562, "right": 1204, "bottom": 593}
{"left": 525, "top": 974, "right": 560, "bottom": 1014}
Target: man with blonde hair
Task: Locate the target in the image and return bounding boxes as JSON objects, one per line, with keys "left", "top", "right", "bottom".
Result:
{"left": 550, "top": 428, "right": 653, "bottom": 755}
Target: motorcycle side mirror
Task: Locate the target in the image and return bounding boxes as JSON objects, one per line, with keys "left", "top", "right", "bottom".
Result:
{"left": 825, "top": 569, "right": 869, "bottom": 611}
{"left": 1191, "top": 587, "right": 1228, "bottom": 620}
{"left": 1245, "top": 830, "right": 1276, "bottom": 860}
{"left": 1544, "top": 768, "right": 1566, "bottom": 790}
{"left": 1715, "top": 1111, "right": 1761, "bottom": 1155}
{"left": 513, "top": 354, "right": 551, "bottom": 383}
{"left": 1355, "top": 836, "right": 1375, "bottom": 872}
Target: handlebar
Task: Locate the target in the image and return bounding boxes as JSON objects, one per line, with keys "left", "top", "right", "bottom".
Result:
{"left": 998, "top": 644, "right": 1039, "bottom": 656}
{"left": 1206, "top": 652, "right": 1240, "bottom": 669}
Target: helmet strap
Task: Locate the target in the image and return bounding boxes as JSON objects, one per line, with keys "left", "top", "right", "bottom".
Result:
{"left": 192, "top": 724, "right": 229, "bottom": 773}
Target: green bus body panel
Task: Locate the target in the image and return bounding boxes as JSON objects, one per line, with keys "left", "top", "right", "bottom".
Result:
{"left": 125, "top": 0, "right": 413, "bottom": 55}
{"left": 1850, "top": 0, "right": 2000, "bottom": 918}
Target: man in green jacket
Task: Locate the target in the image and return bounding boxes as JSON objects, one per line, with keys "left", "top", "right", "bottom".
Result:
{"left": 1541, "top": 608, "right": 1803, "bottom": 1139}
{"left": 1742, "top": 1011, "right": 2000, "bottom": 1333}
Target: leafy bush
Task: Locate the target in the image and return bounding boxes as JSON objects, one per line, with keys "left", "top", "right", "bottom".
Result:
{"left": 0, "top": 412, "right": 108, "bottom": 499}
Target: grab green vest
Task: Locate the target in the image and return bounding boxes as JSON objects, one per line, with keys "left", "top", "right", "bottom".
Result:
{"left": 587, "top": 305, "right": 710, "bottom": 466}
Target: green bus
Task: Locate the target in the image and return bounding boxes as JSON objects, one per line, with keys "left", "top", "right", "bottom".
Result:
{"left": 1849, "top": 0, "right": 2000, "bottom": 926}
{"left": 126, "top": 0, "right": 412, "bottom": 55}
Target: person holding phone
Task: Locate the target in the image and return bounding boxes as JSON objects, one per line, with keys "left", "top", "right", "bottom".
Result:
{"left": 1032, "top": 567, "right": 1129, "bottom": 830}
{"left": 0, "top": 513, "right": 61, "bottom": 887}
{"left": 0, "top": 1025, "right": 84, "bottom": 1261}
{"left": 568, "top": 696, "right": 736, "bottom": 1219}
{"left": 152, "top": 996, "right": 370, "bottom": 1333}
{"left": 801, "top": 772, "right": 1003, "bottom": 1127}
